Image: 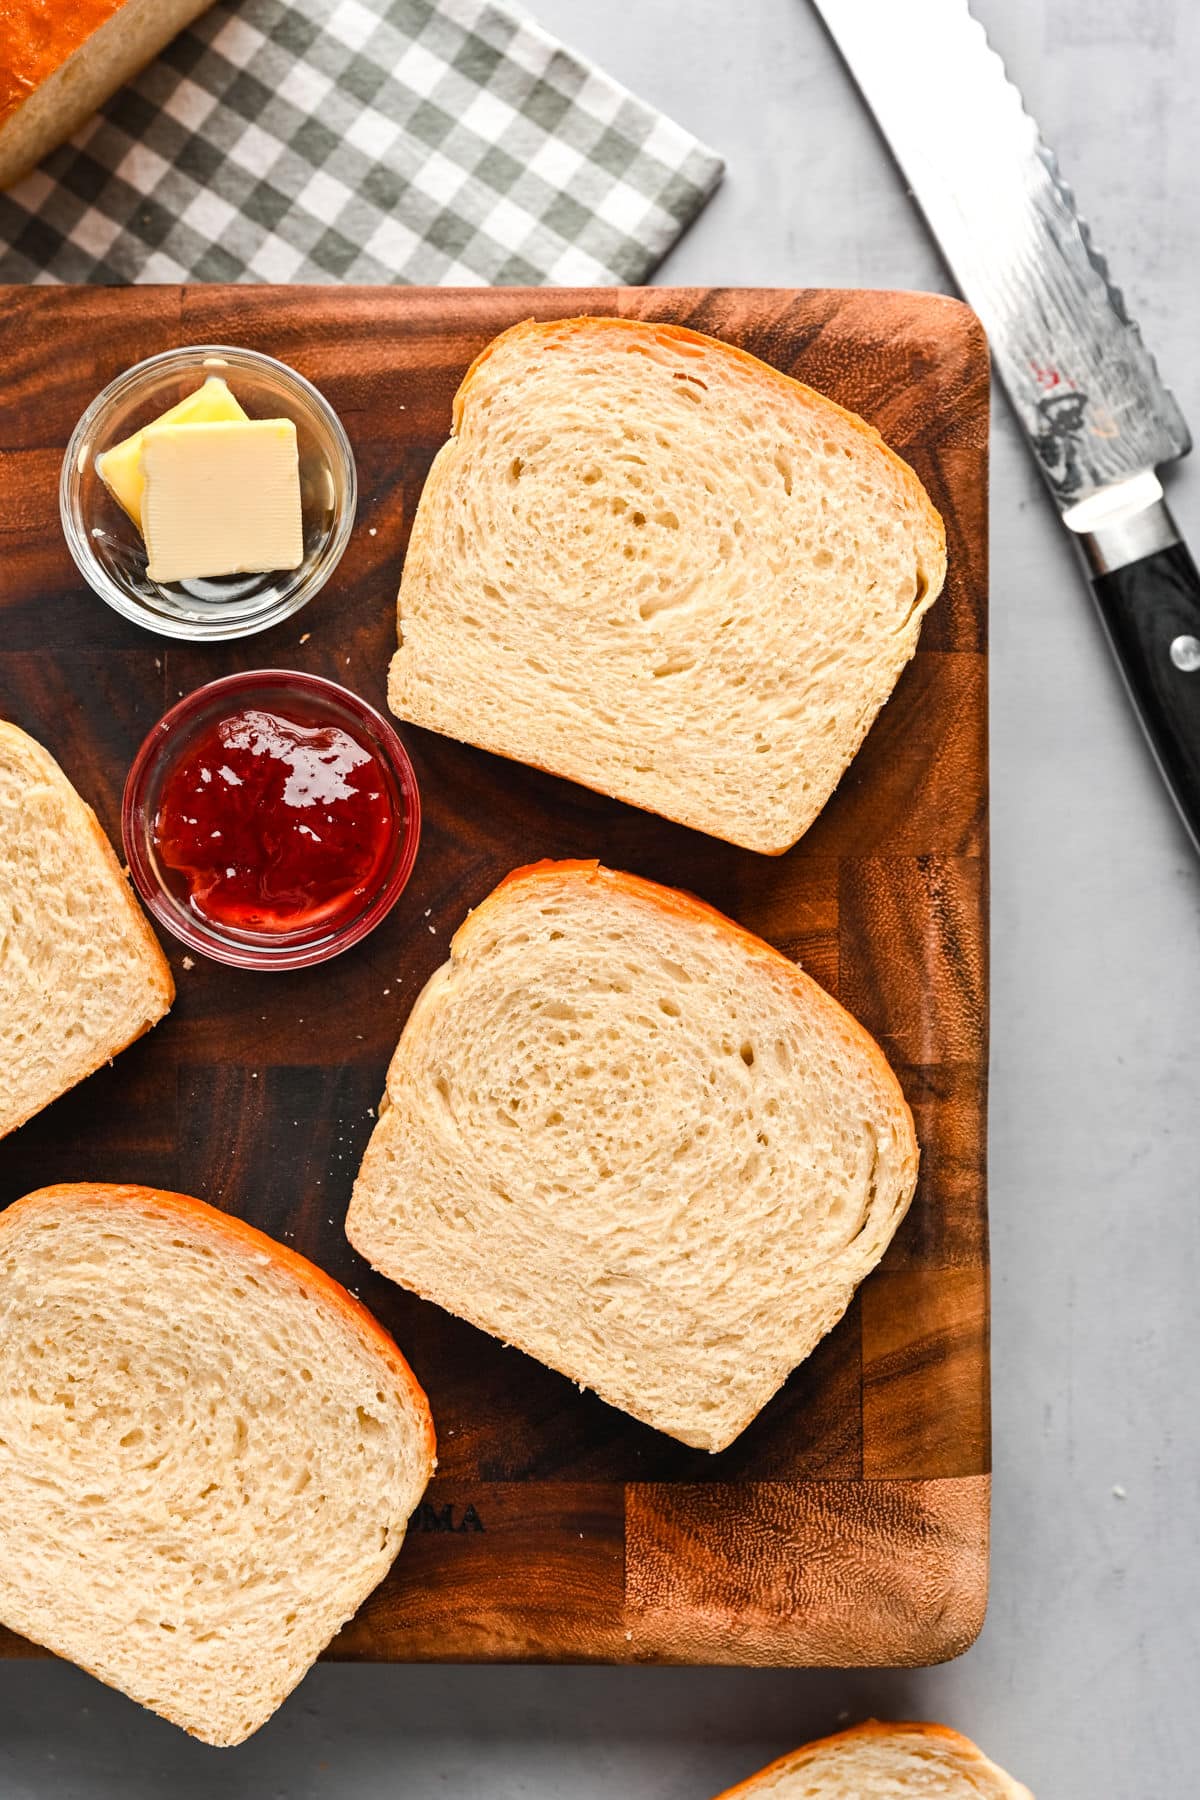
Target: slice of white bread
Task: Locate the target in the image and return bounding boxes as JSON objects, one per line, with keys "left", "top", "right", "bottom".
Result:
{"left": 0, "top": 721, "right": 173, "bottom": 1139}
{"left": 388, "top": 315, "right": 946, "bottom": 855}
{"left": 712, "top": 1722, "right": 1034, "bottom": 1800}
{"left": 0, "top": 1184, "right": 436, "bottom": 1745}
{"left": 346, "top": 860, "right": 918, "bottom": 1452}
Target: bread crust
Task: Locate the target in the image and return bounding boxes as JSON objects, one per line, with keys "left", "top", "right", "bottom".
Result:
{"left": 0, "top": 0, "right": 214, "bottom": 190}
{"left": 393, "top": 315, "right": 947, "bottom": 855}
{"left": 2, "top": 1183, "right": 436, "bottom": 1467}
{"left": 450, "top": 314, "right": 946, "bottom": 576}
{"left": 477, "top": 859, "right": 918, "bottom": 1185}
{"left": 357, "top": 859, "right": 919, "bottom": 1449}
{"left": 0, "top": 720, "right": 174, "bottom": 1140}
{"left": 0, "top": 1183, "right": 435, "bottom": 1742}
{"left": 0, "top": 0, "right": 125, "bottom": 124}
{"left": 712, "top": 1721, "right": 1034, "bottom": 1800}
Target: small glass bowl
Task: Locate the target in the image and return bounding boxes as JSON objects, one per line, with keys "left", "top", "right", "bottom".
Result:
{"left": 123, "top": 670, "right": 420, "bottom": 970}
{"left": 61, "top": 345, "right": 356, "bottom": 642}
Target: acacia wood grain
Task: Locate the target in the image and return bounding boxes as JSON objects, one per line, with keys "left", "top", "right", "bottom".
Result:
{"left": 0, "top": 285, "right": 989, "bottom": 1666}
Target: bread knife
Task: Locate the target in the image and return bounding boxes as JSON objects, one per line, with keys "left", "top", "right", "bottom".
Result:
{"left": 812, "top": 0, "right": 1200, "bottom": 848}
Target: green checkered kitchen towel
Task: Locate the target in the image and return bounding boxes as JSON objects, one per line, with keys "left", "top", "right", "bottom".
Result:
{"left": 0, "top": 0, "right": 723, "bottom": 285}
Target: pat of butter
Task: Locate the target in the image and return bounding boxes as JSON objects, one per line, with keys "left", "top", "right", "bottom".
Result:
{"left": 141, "top": 418, "right": 304, "bottom": 586}
{"left": 95, "top": 377, "right": 247, "bottom": 529}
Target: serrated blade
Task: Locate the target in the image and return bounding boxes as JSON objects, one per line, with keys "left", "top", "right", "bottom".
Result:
{"left": 812, "top": 0, "right": 1190, "bottom": 509}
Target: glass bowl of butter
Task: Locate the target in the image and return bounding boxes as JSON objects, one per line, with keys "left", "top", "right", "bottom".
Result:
{"left": 60, "top": 345, "right": 357, "bottom": 641}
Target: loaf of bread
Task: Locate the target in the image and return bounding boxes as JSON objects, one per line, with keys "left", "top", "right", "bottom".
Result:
{"left": 347, "top": 860, "right": 918, "bottom": 1452}
{"left": 388, "top": 315, "right": 945, "bottom": 855}
{"left": 0, "top": 1184, "right": 435, "bottom": 1745}
{"left": 0, "top": 721, "right": 173, "bottom": 1139}
{"left": 712, "top": 1722, "right": 1034, "bottom": 1800}
{"left": 0, "top": 0, "right": 213, "bottom": 191}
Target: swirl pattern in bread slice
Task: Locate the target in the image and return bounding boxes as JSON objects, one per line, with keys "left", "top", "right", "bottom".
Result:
{"left": 347, "top": 860, "right": 918, "bottom": 1452}
{"left": 388, "top": 315, "right": 946, "bottom": 855}
{"left": 0, "top": 1184, "right": 435, "bottom": 1744}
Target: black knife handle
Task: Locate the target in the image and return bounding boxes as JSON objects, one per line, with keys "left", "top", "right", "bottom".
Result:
{"left": 1090, "top": 539, "right": 1200, "bottom": 850}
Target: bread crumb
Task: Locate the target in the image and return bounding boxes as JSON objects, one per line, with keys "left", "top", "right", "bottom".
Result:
{"left": 367, "top": 1106, "right": 375, "bottom": 1118}
{"left": 424, "top": 908, "right": 432, "bottom": 917}
{"left": 299, "top": 632, "right": 311, "bottom": 644}
{"left": 1112, "top": 1484, "right": 1127, "bottom": 1500}
{"left": 368, "top": 527, "right": 377, "bottom": 537}
{"left": 428, "top": 924, "right": 436, "bottom": 933}
{"left": 624, "top": 1630, "right": 632, "bottom": 1641}
{"left": 181, "top": 955, "right": 195, "bottom": 971}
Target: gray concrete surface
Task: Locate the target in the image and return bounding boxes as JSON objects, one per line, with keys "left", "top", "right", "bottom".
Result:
{"left": 3, "top": 1, "right": 1199, "bottom": 1795}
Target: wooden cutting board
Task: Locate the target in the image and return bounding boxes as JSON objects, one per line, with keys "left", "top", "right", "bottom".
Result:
{"left": 0, "top": 285, "right": 989, "bottom": 1667}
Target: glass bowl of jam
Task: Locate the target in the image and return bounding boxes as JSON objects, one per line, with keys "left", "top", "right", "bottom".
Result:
{"left": 61, "top": 345, "right": 356, "bottom": 642}
{"left": 123, "top": 671, "right": 420, "bottom": 969}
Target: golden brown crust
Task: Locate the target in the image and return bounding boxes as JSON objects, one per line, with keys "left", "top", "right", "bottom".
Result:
{"left": 358, "top": 859, "right": 919, "bottom": 1451}
{"left": 0, "top": 720, "right": 174, "bottom": 1141}
{"left": 0, "top": 1182, "right": 435, "bottom": 1738}
{"left": 0, "top": 0, "right": 126, "bottom": 126}
{"left": 448, "top": 314, "right": 946, "bottom": 579}
{"left": 397, "top": 315, "right": 947, "bottom": 856}
{"left": 3, "top": 1183, "right": 437, "bottom": 1466}
{"left": 711, "top": 1721, "right": 1031, "bottom": 1800}
{"left": 477, "top": 860, "right": 918, "bottom": 1181}
{"left": 494, "top": 857, "right": 810, "bottom": 963}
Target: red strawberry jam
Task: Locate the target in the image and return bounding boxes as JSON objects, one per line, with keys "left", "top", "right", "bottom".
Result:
{"left": 153, "top": 706, "right": 396, "bottom": 933}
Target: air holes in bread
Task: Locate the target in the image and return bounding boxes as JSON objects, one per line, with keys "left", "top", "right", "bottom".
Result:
{"left": 387, "top": 317, "right": 945, "bottom": 854}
